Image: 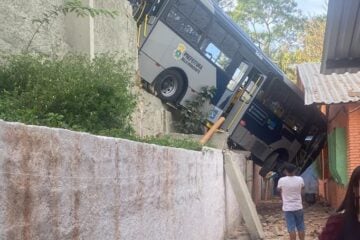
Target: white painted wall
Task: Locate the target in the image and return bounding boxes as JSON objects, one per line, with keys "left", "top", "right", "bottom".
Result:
{"left": 0, "top": 120, "right": 238, "bottom": 240}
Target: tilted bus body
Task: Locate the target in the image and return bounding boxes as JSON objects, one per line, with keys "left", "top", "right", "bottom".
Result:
{"left": 130, "top": 0, "right": 327, "bottom": 175}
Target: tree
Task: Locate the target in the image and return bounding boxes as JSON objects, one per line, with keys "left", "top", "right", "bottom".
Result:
{"left": 276, "top": 16, "right": 326, "bottom": 81}
{"left": 297, "top": 16, "right": 326, "bottom": 62}
{"left": 230, "top": 0, "right": 305, "bottom": 58}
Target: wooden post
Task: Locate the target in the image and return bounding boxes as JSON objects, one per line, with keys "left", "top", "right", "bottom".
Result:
{"left": 199, "top": 117, "right": 225, "bottom": 145}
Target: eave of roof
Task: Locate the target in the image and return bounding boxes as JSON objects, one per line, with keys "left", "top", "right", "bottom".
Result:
{"left": 298, "top": 63, "right": 360, "bottom": 105}
{"left": 320, "top": 0, "right": 360, "bottom": 74}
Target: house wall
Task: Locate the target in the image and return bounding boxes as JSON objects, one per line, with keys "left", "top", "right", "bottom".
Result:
{"left": 346, "top": 103, "right": 360, "bottom": 177}
{"left": 320, "top": 103, "right": 360, "bottom": 208}
{"left": 0, "top": 120, "right": 252, "bottom": 240}
{"left": 326, "top": 180, "right": 346, "bottom": 209}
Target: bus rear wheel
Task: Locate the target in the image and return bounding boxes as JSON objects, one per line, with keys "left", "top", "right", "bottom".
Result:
{"left": 154, "top": 69, "right": 184, "bottom": 103}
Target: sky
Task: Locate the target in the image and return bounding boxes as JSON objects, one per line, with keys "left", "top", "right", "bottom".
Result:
{"left": 295, "top": 0, "right": 328, "bottom": 16}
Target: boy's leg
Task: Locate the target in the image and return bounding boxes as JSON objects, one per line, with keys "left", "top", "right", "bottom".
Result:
{"left": 298, "top": 231, "right": 305, "bottom": 240}
{"left": 294, "top": 209, "right": 305, "bottom": 240}
{"left": 289, "top": 232, "right": 297, "bottom": 240}
{"left": 284, "top": 211, "right": 297, "bottom": 240}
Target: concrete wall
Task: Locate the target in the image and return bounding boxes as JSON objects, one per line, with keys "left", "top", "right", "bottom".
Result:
{"left": 0, "top": 120, "right": 252, "bottom": 240}
{"left": 224, "top": 150, "right": 253, "bottom": 233}
{"left": 0, "top": 0, "right": 173, "bottom": 137}
{"left": 0, "top": 0, "right": 136, "bottom": 56}
{"left": 0, "top": 0, "right": 69, "bottom": 55}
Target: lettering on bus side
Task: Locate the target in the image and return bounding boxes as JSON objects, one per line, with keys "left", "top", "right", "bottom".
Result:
{"left": 173, "top": 43, "right": 203, "bottom": 74}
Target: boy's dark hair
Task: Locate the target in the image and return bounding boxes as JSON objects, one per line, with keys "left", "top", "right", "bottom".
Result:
{"left": 283, "top": 163, "right": 297, "bottom": 174}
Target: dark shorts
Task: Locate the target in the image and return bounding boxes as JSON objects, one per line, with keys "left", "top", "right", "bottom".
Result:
{"left": 284, "top": 209, "right": 305, "bottom": 232}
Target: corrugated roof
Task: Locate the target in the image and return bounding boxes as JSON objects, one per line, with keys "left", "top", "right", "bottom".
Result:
{"left": 297, "top": 63, "right": 360, "bottom": 105}
{"left": 321, "top": 0, "right": 360, "bottom": 74}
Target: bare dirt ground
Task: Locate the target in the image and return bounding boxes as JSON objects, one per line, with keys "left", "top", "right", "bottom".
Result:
{"left": 257, "top": 198, "right": 334, "bottom": 240}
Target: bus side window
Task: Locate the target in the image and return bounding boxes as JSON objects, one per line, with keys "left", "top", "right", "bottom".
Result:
{"left": 201, "top": 42, "right": 231, "bottom": 70}
{"left": 190, "top": 4, "right": 211, "bottom": 29}
{"left": 177, "top": 0, "right": 196, "bottom": 17}
{"left": 222, "top": 35, "right": 239, "bottom": 59}
{"left": 166, "top": 8, "right": 201, "bottom": 45}
{"left": 207, "top": 21, "right": 226, "bottom": 47}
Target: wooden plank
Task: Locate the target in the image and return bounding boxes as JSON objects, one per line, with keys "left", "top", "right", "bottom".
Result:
{"left": 224, "top": 151, "right": 265, "bottom": 240}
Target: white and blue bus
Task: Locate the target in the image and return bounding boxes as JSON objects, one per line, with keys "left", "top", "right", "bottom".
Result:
{"left": 130, "top": 0, "right": 326, "bottom": 176}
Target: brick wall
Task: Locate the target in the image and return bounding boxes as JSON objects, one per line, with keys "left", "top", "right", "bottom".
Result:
{"left": 327, "top": 180, "right": 346, "bottom": 208}
{"left": 321, "top": 103, "right": 360, "bottom": 208}
{"left": 321, "top": 105, "right": 344, "bottom": 207}
{"left": 346, "top": 104, "right": 360, "bottom": 177}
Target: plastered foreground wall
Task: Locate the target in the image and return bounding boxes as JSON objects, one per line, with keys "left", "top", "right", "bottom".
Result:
{"left": 0, "top": 120, "right": 250, "bottom": 240}
{"left": 0, "top": 0, "right": 173, "bottom": 137}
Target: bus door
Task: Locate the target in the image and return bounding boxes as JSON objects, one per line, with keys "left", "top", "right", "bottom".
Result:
{"left": 207, "top": 60, "right": 252, "bottom": 124}
{"left": 221, "top": 68, "right": 266, "bottom": 135}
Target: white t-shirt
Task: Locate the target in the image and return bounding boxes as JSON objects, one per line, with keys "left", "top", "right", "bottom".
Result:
{"left": 277, "top": 176, "right": 304, "bottom": 211}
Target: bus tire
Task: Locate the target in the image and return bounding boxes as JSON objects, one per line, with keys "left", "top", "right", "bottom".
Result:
{"left": 154, "top": 69, "right": 184, "bottom": 103}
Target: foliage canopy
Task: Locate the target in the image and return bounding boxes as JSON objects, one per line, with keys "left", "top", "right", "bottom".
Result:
{"left": 230, "top": 0, "right": 305, "bottom": 58}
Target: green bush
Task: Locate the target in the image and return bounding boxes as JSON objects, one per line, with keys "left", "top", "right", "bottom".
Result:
{"left": 0, "top": 53, "right": 136, "bottom": 136}
{"left": 140, "top": 135, "right": 203, "bottom": 150}
{"left": 174, "top": 86, "right": 216, "bottom": 134}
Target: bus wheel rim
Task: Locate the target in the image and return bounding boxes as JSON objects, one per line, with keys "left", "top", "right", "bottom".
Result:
{"left": 160, "top": 76, "right": 178, "bottom": 97}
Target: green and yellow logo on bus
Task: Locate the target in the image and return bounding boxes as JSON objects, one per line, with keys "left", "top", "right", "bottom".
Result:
{"left": 173, "top": 43, "right": 203, "bottom": 73}
{"left": 173, "top": 43, "right": 186, "bottom": 60}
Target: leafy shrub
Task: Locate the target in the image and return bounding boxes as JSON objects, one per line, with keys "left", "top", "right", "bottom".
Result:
{"left": 174, "top": 86, "right": 216, "bottom": 134}
{"left": 0, "top": 53, "right": 136, "bottom": 136}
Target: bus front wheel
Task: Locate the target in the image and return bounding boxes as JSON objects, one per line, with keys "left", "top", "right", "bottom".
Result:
{"left": 154, "top": 69, "right": 184, "bottom": 103}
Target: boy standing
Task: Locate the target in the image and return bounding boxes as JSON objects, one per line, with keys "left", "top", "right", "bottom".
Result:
{"left": 277, "top": 163, "right": 305, "bottom": 240}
